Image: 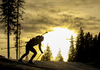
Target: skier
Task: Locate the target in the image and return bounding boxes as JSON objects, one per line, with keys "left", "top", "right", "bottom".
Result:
{"left": 18, "top": 35, "right": 44, "bottom": 64}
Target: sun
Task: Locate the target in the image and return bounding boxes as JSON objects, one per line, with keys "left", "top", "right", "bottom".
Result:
{"left": 42, "top": 27, "right": 77, "bottom": 61}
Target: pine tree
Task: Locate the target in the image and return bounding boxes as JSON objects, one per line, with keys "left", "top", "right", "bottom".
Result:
{"left": 14, "top": 0, "right": 25, "bottom": 60}
{"left": 75, "top": 28, "right": 85, "bottom": 62}
{"left": 84, "top": 32, "right": 93, "bottom": 62}
{"left": 92, "top": 34, "right": 100, "bottom": 62}
{"left": 0, "top": 0, "right": 17, "bottom": 58}
{"left": 68, "top": 35, "right": 75, "bottom": 62}
{"left": 41, "top": 44, "right": 53, "bottom": 61}
{"left": 92, "top": 35, "right": 98, "bottom": 61}
{"left": 0, "top": 0, "right": 25, "bottom": 59}
{"left": 96, "top": 32, "right": 100, "bottom": 62}
{"left": 55, "top": 48, "right": 64, "bottom": 61}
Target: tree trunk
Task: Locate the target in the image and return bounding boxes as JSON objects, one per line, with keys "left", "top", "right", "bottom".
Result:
{"left": 16, "top": 0, "right": 19, "bottom": 60}
{"left": 7, "top": 0, "right": 10, "bottom": 59}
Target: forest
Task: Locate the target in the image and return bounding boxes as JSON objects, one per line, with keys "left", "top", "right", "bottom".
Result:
{"left": 68, "top": 28, "right": 100, "bottom": 63}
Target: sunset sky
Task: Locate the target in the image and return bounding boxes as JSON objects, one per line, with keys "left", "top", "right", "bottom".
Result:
{"left": 0, "top": 0, "right": 100, "bottom": 61}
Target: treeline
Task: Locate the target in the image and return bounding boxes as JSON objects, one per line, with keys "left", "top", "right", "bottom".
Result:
{"left": 68, "top": 28, "right": 100, "bottom": 63}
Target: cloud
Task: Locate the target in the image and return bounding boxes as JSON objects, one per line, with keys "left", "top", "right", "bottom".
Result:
{"left": 0, "top": 0, "right": 100, "bottom": 35}
{"left": 22, "top": 9, "right": 100, "bottom": 36}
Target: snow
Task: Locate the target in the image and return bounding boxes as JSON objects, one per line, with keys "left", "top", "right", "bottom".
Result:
{"left": 35, "top": 61, "right": 100, "bottom": 70}
{"left": 0, "top": 57, "right": 99, "bottom": 70}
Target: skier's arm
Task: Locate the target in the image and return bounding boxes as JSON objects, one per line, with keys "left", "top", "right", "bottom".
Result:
{"left": 39, "top": 43, "right": 43, "bottom": 53}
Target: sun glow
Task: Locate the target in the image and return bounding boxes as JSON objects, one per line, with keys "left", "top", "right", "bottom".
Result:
{"left": 42, "top": 28, "right": 77, "bottom": 61}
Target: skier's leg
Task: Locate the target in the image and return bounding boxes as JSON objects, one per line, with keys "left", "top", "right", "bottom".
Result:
{"left": 18, "top": 46, "right": 29, "bottom": 61}
{"left": 28, "top": 48, "right": 37, "bottom": 63}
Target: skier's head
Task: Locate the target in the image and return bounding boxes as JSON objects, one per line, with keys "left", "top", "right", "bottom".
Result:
{"left": 36, "top": 35, "right": 44, "bottom": 42}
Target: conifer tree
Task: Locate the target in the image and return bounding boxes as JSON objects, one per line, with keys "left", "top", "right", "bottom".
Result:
{"left": 41, "top": 44, "right": 53, "bottom": 61}
{"left": 96, "top": 32, "right": 100, "bottom": 62}
{"left": 55, "top": 48, "right": 64, "bottom": 61}
{"left": 0, "top": 0, "right": 17, "bottom": 58}
{"left": 68, "top": 35, "right": 75, "bottom": 62}
{"left": 84, "top": 32, "right": 93, "bottom": 62}
{"left": 15, "top": 0, "right": 25, "bottom": 60}
{"left": 92, "top": 35, "right": 98, "bottom": 61}
{"left": 0, "top": 0, "right": 25, "bottom": 59}
{"left": 75, "top": 28, "right": 85, "bottom": 62}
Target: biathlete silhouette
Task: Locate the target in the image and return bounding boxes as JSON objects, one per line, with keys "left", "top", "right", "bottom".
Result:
{"left": 18, "top": 32, "right": 47, "bottom": 64}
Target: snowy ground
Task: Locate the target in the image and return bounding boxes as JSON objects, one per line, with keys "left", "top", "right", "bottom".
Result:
{"left": 0, "top": 57, "right": 100, "bottom": 70}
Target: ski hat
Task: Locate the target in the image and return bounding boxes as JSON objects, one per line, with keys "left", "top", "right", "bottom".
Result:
{"left": 36, "top": 35, "right": 44, "bottom": 41}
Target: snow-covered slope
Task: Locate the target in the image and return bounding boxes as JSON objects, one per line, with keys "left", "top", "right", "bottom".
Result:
{"left": 0, "top": 57, "right": 99, "bottom": 70}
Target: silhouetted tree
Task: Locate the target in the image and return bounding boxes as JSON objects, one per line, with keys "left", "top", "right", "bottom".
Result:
{"left": 0, "top": 0, "right": 24, "bottom": 59}
{"left": 84, "top": 32, "right": 93, "bottom": 62}
{"left": 55, "top": 48, "right": 64, "bottom": 61}
{"left": 90, "top": 33, "right": 100, "bottom": 63}
{"left": 68, "top": 35, "right": 75, "bottom": 62}
{"left": 96, "top": 32, "right": 100, "bottom": 62}
{"left": 14, "top": 0, "right": 25, "bottom": 60}
{"left": 75, "top": 28, "right": 85, "bottom": 62}
{"left": 91, "top": 35, "right": 98, "bottom": 61}
{"left": 41, "top": 44, "right": 53, "bottom": 61}
{"left": 0, "top": 0, "right": 17, "bottom": 58}
{"left": 97, "top": 33, "right": 100, "bottom": 55}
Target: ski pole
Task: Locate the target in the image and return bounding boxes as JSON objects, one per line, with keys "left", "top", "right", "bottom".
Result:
{"left": 33, "top": 53, "right": 42, "bottom": 63}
